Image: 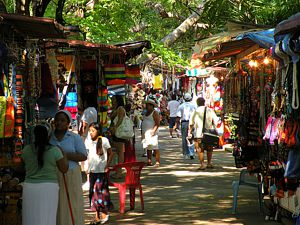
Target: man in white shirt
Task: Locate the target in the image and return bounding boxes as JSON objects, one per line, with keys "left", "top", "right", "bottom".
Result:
{"left": 188, "top": 97, "right": 219, "bottom": 170}
{"left": 167, "top": 94, "right": 180, "bottom": 138}
{"left": 176, "top": 93, "right": 196, "bottom": 159}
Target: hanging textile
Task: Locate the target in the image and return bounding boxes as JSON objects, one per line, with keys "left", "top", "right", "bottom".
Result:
{"left": 107, "top": 85, "right": 126, "bottom": 96}
{"left": 153, "top": 73, "right": 163, "bottom": 90}
{"left": 104, "top": 64, "right": 126, "bottom": 79}
{"left": 125, "top": 65, "right": 141, "bottom": 84}
{"left": 0, "top": 96, "right": 7, "bottom": 137}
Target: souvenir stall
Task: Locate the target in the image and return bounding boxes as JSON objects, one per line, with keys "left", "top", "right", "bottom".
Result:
{"left": 0, "top": 13, "right": 65, "bottom": 225}
{"left": 262, "top": 13, "right": 300, "bottom": 223}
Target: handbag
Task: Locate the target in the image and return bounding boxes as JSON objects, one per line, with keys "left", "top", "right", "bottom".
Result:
{"left": 114, "top": 115, "right": 134, "bottom": 139}
{"left": 202, "top": 107, "right": 219, "bottom": 147}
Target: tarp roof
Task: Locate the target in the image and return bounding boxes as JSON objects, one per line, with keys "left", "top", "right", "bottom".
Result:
{"left": 275, "top": 13, "right": 300, "bottom": 38}
{"left": 0, "top": 13, "right": 65, "bottom": 39}
{"left": 201, "top": 29, "right": 275, "bottom": 61}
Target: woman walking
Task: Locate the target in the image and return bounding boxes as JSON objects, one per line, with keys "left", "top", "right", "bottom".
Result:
{"left": 142, "top": 97, "right": 160, "bottom": 166}
{"left": 50, "top": 110, "right": 87, "bottom": 225}
{"left": 22, "top": 123, "right": 68, "bottom": 225}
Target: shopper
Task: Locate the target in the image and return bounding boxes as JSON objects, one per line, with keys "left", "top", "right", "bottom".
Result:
{"left": 86, "top": 122, "right": 113, "bottom": 224}
{"left": 167, "top": 94, "right": 180, "bottom": 138}
{"left": 79, "top": 98, "right": 97, "bottom": 190}
{"left": 22, "top": 123, "right": 68, "bottom": 225}
{"left": 188, "top": 97, "right": 219, "bottom": 170}
{"left": 50, "top": 110, "right": 87, "bottom": 225}
{"left": 109, "top": 95, "right": 126, "bottom": 178}
{"left": 142, "top": 97, "right": 160, "bottom": 166}
{"left": 176, "top": 93, "right": 196, "bottom": 159}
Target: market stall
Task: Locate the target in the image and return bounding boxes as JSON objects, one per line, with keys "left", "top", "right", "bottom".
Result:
{"left": 0, "top": 13, "right": 66, "bottom": 225}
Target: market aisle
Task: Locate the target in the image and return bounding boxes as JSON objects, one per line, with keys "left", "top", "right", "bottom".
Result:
{"left": 84, "top": 126, "right": 279, "bottom": 225}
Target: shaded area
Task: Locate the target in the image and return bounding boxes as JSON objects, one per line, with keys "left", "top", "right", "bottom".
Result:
{"left": 84, "top": 127, "right": 279, "bottom": 225}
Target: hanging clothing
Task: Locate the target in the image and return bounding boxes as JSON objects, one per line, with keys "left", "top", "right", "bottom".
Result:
{"left": 153, "top": 74, "right": 163, "bottom": 90}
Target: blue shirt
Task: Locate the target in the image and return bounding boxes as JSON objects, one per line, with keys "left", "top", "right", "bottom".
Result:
{"left": 50, "top": 130, "right": 87, "bottom": 170}
{"left": 176, "top": 102, "right": 196, "bottom": 121}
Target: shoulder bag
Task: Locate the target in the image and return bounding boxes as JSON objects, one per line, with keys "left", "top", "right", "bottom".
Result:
{"left": 114, "top": 115, "right": 134, "bottom": 139}
{"left": 202, "top": 107, "right": 219, "bottom": 147}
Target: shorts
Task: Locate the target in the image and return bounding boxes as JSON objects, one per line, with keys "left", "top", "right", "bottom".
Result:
{"left": 194, "top": 138, "right": 213, "bottom": 152}
{"left": 169, "top": 117, "right": 177, "bottom": 128}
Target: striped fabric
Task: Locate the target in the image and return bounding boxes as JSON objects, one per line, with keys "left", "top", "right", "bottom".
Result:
{"left": 107, "top": 85, "right": 126, "bottom": 96}
{"left": 104, "top": 64, "right": 126, "bottom": 79}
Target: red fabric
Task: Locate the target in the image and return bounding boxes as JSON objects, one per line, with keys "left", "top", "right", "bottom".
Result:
{"left": 124, "top": 139, "right": 136, "bottom": 163}
{"left": 107, "top": 79, "right": 126, "bottom": 85}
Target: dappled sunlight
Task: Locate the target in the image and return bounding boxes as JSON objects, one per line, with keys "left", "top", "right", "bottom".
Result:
{"left": 84, "top": 127, "right": 273, "bottom": 224}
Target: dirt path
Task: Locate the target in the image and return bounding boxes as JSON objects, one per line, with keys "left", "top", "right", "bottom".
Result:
{"left": 84, "top": 127, "right": 280, "bottom": 225}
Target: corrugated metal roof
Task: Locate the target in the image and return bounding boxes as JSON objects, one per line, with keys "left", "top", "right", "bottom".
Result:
{"left": 0, "top": 13, "right": 65, "bottom": 39}
{"left": 44, "top": 39, "right": 125, "bottom": 54}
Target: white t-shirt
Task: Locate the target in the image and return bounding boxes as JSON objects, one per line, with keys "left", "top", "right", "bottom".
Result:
{"left": 81, "top": 107, "right": 97, "bottom": 139}
{"left": 189, "top": 106, "right": 219, "bottom": 138}
{"left": 167, "top": 100, "right": 180, "bottom": 117}
{"left": 85, "top": 137, "right": 111, "bottom": 173}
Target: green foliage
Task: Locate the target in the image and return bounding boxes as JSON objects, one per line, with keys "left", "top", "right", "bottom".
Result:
{"left": 11, "top": 0, "right": 300, "bottom": 67}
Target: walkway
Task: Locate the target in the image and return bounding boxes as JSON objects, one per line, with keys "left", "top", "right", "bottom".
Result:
{"left": 84, "top": 127, "right": 280, "bottom": 225}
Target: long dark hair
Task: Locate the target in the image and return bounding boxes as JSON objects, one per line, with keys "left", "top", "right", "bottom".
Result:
{"left": 34, "top": 125, "right": 50, "bottom": 168}
{"left": 114, "top": 95, "right": 125, "bottom": 108}
{"left": 89, "top": 122, "right": 103, "bottom": 155}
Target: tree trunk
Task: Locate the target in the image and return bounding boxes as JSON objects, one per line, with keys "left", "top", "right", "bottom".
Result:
{"left": 32, "top": 0, "right": 51, "bottom": 17}
{"left": 161, "top": 2, "right": 205, "bottom": 47}
{"left": 56, "top": 0, "right": 66, "bottom": 25}
{"left": 0, "top": 0, "right": 6, "bottom": 12}
{"left": 16, "top": 0, "right": 30, "bottom": 15}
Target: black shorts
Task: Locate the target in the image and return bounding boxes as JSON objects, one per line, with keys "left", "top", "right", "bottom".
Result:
{"left": 169, "top": 117, "right": 177, "bottom": 128}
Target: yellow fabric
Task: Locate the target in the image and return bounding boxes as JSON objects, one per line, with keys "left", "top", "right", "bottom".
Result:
{"left": 0, "top": 96, "right": 7, "bottom": 138}
{"left": 57, "top": 165, "right": 84, "bottom": 225}
{"left": 153, "top": 74, "right": 163, "bottom": 90}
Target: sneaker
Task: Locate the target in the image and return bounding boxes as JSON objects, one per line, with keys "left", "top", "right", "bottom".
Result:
{"left": 190, "top": 155, "right": 195, "bottom": 159}
{"left": 101, "top": 214, "right": 109, "bottom": 224}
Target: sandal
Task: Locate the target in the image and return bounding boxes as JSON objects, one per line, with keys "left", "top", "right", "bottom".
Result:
{"left": 207, "top": 164, "right": 214, "bottom": 169}
{"left": 90, "top": 219, "right": 101, "bottom": 225}
{"left": 196, "top": 165, "right": 206, "bottom": 170}
{"left": 155, "top": 162, "right": 160, "bottom": 167}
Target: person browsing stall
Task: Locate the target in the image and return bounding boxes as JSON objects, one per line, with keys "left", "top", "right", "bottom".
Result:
{"left": 21, "top": 123, "right": 68, "bottom": 225}
{"left": 50, "top": 110, "right": 87, "bottom": 225}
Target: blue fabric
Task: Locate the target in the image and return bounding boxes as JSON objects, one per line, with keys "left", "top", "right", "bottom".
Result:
{"left": 284, "top": 149, "right": 300, "bottom": 178}
{"left": 236, "top": 28, "right": 275, "bottom": 49}
{"left": 50, "top": 130, "right": 87, "bottom": 170}
{"left": 181, "top": 121, "right": 194, "bottom": 156}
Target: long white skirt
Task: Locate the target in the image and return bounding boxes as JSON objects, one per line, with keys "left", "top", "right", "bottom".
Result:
{"left": 22, "top": 182, "right": 59, "bottom": 225}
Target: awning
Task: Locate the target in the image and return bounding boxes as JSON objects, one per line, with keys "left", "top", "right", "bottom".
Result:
{"left": 114, "top": 41, "right": 151, "bottom": 59}
{"left": 0, "top": 13, "right": 65, "bottom": 39}
{"left": 44, "top": 39, "right": 125, "bottom": 54}
{"left": 275, "top": 13, "right": 300, "bottom": 39}
{"left": 201, "top": 29, "right": 275, "bottom": 62}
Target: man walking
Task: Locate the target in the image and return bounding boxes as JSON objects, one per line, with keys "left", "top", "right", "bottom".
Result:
{"left": 176, "top": 93, "right": 196, "bottom": 159}
{"left": 188, "top": 97, "right": 219, "bottom": 170}
{"left": 167, "top": 94, "right": 180, "bottom": 138}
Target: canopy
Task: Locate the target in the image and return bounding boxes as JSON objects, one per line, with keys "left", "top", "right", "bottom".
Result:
{"left": 236, "top": 28, "right": 275, "bottom": 49}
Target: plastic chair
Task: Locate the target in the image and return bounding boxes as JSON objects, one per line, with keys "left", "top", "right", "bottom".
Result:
{"left": 232, "top": 169, "right": 264, "bottom": 214}
{"left": 107, "top": 161, "right": 145, "bottom": 213}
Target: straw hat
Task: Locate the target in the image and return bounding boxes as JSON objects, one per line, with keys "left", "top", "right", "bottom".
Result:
{"left": 184, "top": 93, "right": 192, "bottom": 101}
{"left": 143, "top": 98, "right": 157, "bottom": 107}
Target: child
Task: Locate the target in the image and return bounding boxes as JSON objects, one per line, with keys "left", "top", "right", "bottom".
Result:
{"left": 85, "top": 122, "right": 113, "bottom": 224}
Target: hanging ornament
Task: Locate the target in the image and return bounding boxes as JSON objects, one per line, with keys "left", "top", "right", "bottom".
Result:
{"left": 46, "top": 49, "right": 58, "bottom": 83}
